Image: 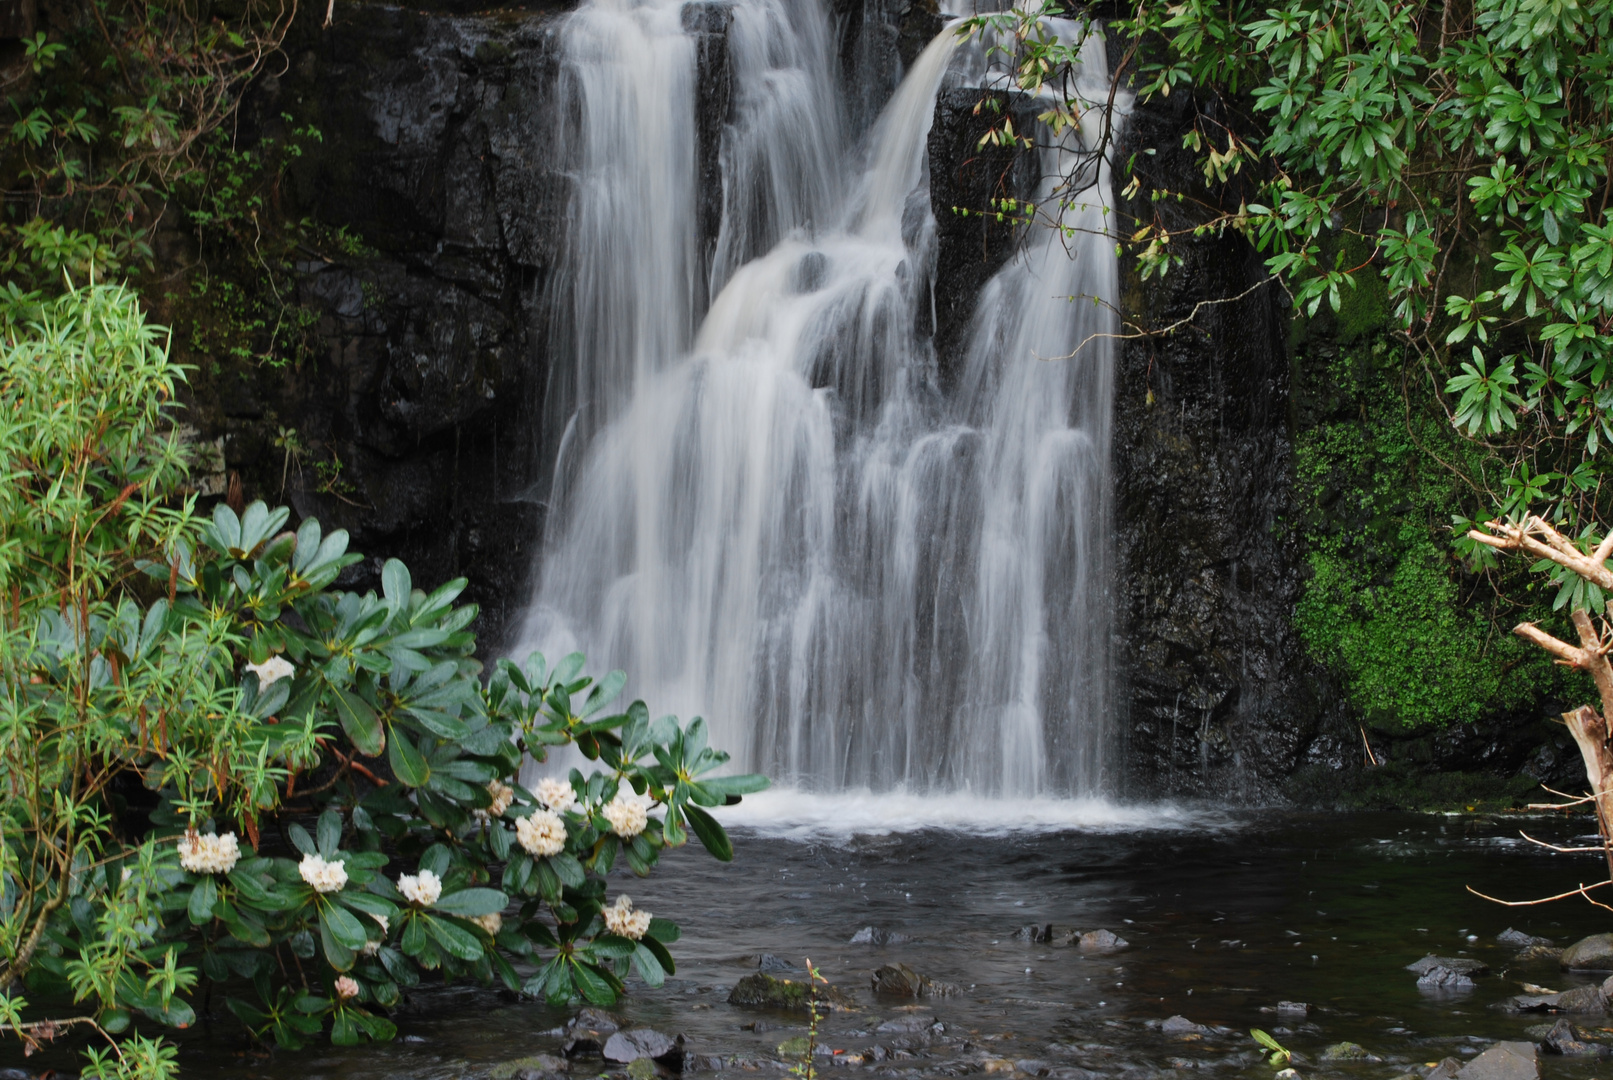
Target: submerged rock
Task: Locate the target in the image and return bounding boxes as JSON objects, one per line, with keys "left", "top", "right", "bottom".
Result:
{"left": 728, "top": 972, "right": 854, "bottom": 1011}
{"left": 1160, "top": 1016, "right": 1208, "bottom": 1037}
{"left": 1454, "top": 1042, "right": 1538, "bottom": 1080}
{"left": 1561, "top": 934, "right": 1613, "bottom": 971}
{"left": 1499, "top": 928, "right": 1554, "bottom": 948}
{"left": 489, "top": 1054, "right": 569, "bottom": 1080}
{"left": 1495, "top": 994, "right": 1562, "bottom": 1014}
{"left": 1275, "top": 1002, "right": 1310, "bottom": 1016}
{"left": 1407, "top": 955, "right": 1489, "bottom": 977}
{"left": 756, "top": 954, "right": 796, "bottom": 972}
{"left": 1419, "top": 1058, "right": 1464, "bottom": 1079}
{"left": 850, "top": 927, "right": 913, "bottom": 945}
{"left": 1517, "top": 945, "right": 1565, "bottom": 963}
{"left": 870, "top": 962, "right": 959, "bottom": 998}
{"left": 1013, "top": 924, "right": 1055, "bottom": 944}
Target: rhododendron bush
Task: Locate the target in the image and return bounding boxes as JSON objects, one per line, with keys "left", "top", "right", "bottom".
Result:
{"left": 0, "top": 283, "right": 767, "bottom": 1080}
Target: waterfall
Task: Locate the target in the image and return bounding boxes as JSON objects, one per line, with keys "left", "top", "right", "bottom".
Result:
{"left": 520, "top": 0, "right": 1126, "bottom": 797}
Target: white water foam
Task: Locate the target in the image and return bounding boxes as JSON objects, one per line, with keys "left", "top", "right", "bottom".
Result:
{"left": 716, "top": 788, "right": 1232, "bottom": 839}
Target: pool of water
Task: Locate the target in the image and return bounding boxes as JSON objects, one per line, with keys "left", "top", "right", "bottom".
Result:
{"left": 11, "top": 802, "right": 1612, "bottom": 1079}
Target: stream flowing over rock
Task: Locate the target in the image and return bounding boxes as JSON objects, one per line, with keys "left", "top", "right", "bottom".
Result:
{"left": 192, "top": 0, "right": 1432, "bottom": 801}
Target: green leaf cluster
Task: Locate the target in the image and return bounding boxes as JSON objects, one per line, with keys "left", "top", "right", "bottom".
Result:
{"left": 0, "top": 281, "right": 768, "bottom": 1077}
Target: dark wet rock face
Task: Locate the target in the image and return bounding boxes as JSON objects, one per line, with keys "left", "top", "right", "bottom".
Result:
{"left": 1109, "top": 88, "right": 1355, "bottom": 802}
{"left": 202, "top": 7, "right": 580, "bottom": 645}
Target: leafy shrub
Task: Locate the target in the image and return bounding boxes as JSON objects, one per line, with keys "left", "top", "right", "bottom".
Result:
{"left": 0, "top": 281, "right": 767, "bottom": 1078}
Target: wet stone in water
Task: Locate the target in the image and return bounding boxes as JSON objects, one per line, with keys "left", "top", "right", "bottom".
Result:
{"left": 1418, "top": 966, "right": 1477, "bottom": 992}
{"left": 850, "top": 927, "right": 913, "bottom": 945}
{"left": 1406, "top": 955, "right": 1489, "bottom": 977}
{"left": 1498, "top": 928, "right": 1554, "bottom": 948}
{"left": 1540, "top": 1018, "right": 1606, "bottom": 1056}
{"left": 1320, "top": 1042, "right": 1380, "bottom": 1062}
{"left": 1454, "top": 1042, "right": 1539, "bottom": 1080}
{"left": 1560, "top": 933, "right": 1613, "bottom": 971}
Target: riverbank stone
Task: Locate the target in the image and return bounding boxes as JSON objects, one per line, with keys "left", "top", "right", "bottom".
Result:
{"left": 728, "top": 972, "right": 854, "bottom": 1011}
{"left": 1407, "top": 956, "right": 1489, "bottom": 977}
{"left": 1455, "top": 1042, "right": 1538, "bottom": 1080}
{"left": 1561, "top": 934, "right": 1613, "bottom": 971}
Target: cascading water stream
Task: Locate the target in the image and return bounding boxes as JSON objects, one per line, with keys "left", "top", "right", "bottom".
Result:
{"left": 521, "top": 0, "right": 1126, "bottom": 798}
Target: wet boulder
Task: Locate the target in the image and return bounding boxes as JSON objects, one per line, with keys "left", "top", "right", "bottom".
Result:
{"left": 1069, "top": 929, "right": 1129, "bottom": 952}
{"left": 1554, "top": 984, "right": 1607, "bottom": 1014}
{"left": 849, "top": 927, "right": 913, "bottom": 945}
{"left": 727, "top": 972, "right": 854, "bottom": 1011}
{"left": 1499, "top": 928, "right": 1554, "bottom": 948}
{"left": 1561, "top": 934, "right": 1613, "bottom": 971}
{"left": 1540, "top": 1019, "right": 1606, "bottom": 1057}
{"left": 1417, "top": 966, "right": 1477, "bottom": 992}
{"left": 563, "top": 1008, "right": 624, "bottom": 1057}
{"left": 1454, "top": 1042, "right": 1538, "bottom": 1080}
{"left": 603, "top": 1029, "right": 682, "bottom": 1065}
{"left": 1407, "top": 955, "right": 1489, "bottom": 977}
{"left": 1013, "top": 924, "right": 1054, "bottom": 943}
{"left": 1321, "top": 1043, "right": 1380, "bottom": 1062}
{"left": 1420, "top": 1058, "right": 1465, "bottom": 1079}
{"left": 870, "top": 961, "right": 959, "bottom": 998}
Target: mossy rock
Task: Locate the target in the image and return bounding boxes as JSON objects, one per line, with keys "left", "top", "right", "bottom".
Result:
{"left": 488, "top": 1055, "right": 569, "bottom": 1080}
{"left": 727, "top": 972, "right": 854, "bottom": 1011}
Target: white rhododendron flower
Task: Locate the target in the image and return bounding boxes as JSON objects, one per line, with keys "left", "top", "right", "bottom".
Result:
{"left": 360, "top": 939, "right": 382, "bottom": 957}
{"left": 516, "top": 809, "right": 567, "bottom": 856}
{"left": 603, "top": 895, "right": 652, "bottom": 940}
{"left": 334, "top": 976, "right": 360, "bottom": 1000}
{"left": 475, "top": 780, "right": 516, "bottom": 822}
{"left": 398, "top": 868, "right": 443, "bottom": 907}
{"left": 534, "top": 777, "right": 576, "bottom": 813}
{"left": 177, "top": 831, "right": 241, "bottom": 875}
{"left": 299, "top": 853, "right": 348, "bottom": 894}
{"left": 244, "top": 656, "right": 295, "bottom": 687}
{"left": 601, "top": 791, "right": 650, "bottom": 838}
{"left": 473, "top": 911, "right": 503, "bottom": 936}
